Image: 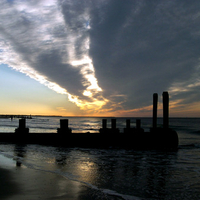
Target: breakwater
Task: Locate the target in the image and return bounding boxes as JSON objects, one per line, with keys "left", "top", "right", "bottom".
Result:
{"left": 0, "top": 92, "right": 179, "bottom": 150}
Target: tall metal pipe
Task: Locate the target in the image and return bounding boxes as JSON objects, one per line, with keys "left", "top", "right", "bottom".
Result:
{"left": 60, "top": 119, "right": 68, "bottom": 130}
{"left": 111, "top": 119, "right": 116, "bottom": 129}
{"left": 153, "top": 93, "right": 158, "bottom": 129}
{"left": 126, "top": 119, "right": 131, "bottom": 129}
{"left": 163, "top": 91, "right": 169, "bottom": 129}
{"left": 102, "top": 119, "right": 107, "bottom": 129}
{"left": 136, "top": 119, "right": 141, "bottom": 129}
{"left": 19, "top": 118, "right": 26, "bottom": 129}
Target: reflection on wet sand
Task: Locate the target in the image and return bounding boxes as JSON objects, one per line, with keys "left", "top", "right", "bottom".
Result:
{"left": 12, "top": 145, "right": 178, "bottom": 199}
{"left": 14, "top": 144, "right": 27, "bottom": 167}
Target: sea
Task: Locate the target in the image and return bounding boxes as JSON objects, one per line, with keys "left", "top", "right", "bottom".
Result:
{"left": 0, "top": 117, "right": 200, "bottom": 199}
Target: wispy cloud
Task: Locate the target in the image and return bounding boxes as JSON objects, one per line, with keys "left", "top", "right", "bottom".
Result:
{"left": 0, "top": 0, "right": 108, "bottom": 113}
{"left": 0, "top": 0, "right": 200, "bottom": 116}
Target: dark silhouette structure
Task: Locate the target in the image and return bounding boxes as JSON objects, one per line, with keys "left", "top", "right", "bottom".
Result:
{"left": 0, "top": 92, "right": 179, "bottom": 150}
{"left": 103, "top": 119, "right": 107, "bottom": 129}
{"left": 15, "top": 119, "right": 29, "bottom": 134}
{"left": 57, "top": 119, "right": 72, "bottom": 134}
{"left": 163, "top": 91, "right": 169, "bottom": 129}
{"left": 153, "top": 93, "right": 158, "bottom": 129}
{"left": 136, "top": 119, "right": 144, "bottom": 132}
{"left": 124, "top": 119, "right": 132, "bottom": 133}
{"left": 100, "top": 118, "right": 120, "bottom": 134}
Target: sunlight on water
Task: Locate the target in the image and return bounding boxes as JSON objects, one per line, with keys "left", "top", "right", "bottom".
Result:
{"left": 0, "top": 118, "right": 200, "bottom": 199}
{"left": 1, "top": 142, "right": 200, "bottom": 199}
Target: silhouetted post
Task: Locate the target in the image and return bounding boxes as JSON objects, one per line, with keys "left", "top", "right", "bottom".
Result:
{"left": 136, "top": 119, "right": 141, "bottom": 129}
{"left": 19, "top": 118, "right": 26, "bottom": 129}
{"left": 153, "top": 93, "right": 158, "bottom": 129}
{"left": 15, "top": 118, "right": 29, "bottom": 134}
{"left": 57, "top": 119, "right": 72, "bottom": 134}
{"left": 110, "top": 118, "right": 119, "bottom": 136}
{"left": 135, "top": 119, "right": 144, "bottom": 133}
{"left": 60, "top": 119, "right": 68, "bottom": 130}
{"left": 111, "top": 119, "right": 116, "bottom": 129}
{"left": 102, "top": 119, "right": 107, "bottom": 129}
{"left": 99, "top": 119, "right": 108, "bottom": 134}
{"left": 126, "top": 119, "right": 131, "bottom": 129}
{"left": 163, "top": 91, "right": 169, "bottom": 129}
{"left": 100, "top": 119, "right": 119, "bottom": 134}
{"left": 124, "top": 119, "right": 132, "bottom": 134}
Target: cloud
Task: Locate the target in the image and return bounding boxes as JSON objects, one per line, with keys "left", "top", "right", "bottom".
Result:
{"left": 0, "top": 0, "right": 200, "bottom": 116}
{"left": 0, "top": 0, "right": 107, "bottom": 113}
{"left": 89, "top": 0, "right": 200, "bottom": 112}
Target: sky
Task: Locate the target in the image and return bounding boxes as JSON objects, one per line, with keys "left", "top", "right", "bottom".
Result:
{"left": 0, "top": 0, "right": 200, "bottom": 117}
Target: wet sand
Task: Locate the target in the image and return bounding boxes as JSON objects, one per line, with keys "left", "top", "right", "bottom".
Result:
{"left": 0, "top": 168, "right": 20, "bottom": 199}
{"left": 0, "top": 166, "right": 82, "bottom": 200}
{"left": 0, "top": 162, "right": 114, "bottom": 200}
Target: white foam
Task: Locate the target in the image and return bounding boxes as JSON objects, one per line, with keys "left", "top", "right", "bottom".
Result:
{"left": 0, "top": 153, "right": 16, "bottom": 168}
{"left": 0, "top": 146, "right": 145, "bottom": 200}
{"left": 11, "top": 157, "right": 144, "bottom": 200}
{"left": 101, "top": 189, "right": 144, "bottom": 200}
{"left": 49, "top": 169, "right": 144, "bottom": 200}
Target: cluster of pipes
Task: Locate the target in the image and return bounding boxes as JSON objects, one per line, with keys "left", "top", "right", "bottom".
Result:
{"left": 153, "top": 91, "right": 169, "bottom": 129}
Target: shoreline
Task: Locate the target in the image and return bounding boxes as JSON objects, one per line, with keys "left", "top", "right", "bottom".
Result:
{"left": 0, "top": 152, "right": 126, "bottom": 200}
{"left": 0, "top": 166, "right": 80, "bottom": 200}
{"left": 0, "top": 153, "right": 86, "bottom": 200}
{"left": 0, "top": 167, "right": 20, "bottom": 199}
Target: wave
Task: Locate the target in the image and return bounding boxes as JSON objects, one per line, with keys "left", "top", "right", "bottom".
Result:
{"left": 28, "top": 126, "right": 56, "bottom": 130}
{"left": 192, "top": 130, "right": 200, "bottom": 134}
{"left": 0, "top": 151, "right": 144, "bottom": 200}
{"left": 179, "top": 144, "right": 200, "bottom": 149}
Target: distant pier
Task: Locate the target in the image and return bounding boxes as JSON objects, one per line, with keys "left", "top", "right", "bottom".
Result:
{"left": 0, "top": 92, "right": 179, "bottom": 150}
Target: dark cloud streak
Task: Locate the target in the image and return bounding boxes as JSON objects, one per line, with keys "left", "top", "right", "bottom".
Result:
{"left": 0, "top": 0, "right": 200, "bottom": 115}
{"left": 89, "top": 0, "right": 200, "bottom": 111}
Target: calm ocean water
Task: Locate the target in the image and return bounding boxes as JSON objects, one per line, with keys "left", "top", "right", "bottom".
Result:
{"left": 0, "top": 117, "right": 200, "bottom": 199}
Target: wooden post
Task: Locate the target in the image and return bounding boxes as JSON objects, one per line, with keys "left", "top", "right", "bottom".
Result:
{"left": 102, "top": 119, "right": 107, "bottom": 129}
{"left": 15, "top": 118, "right": 29, "bottom": 134}
{"left": 126, "top": 119, "right": 131, "bottom": 129}
{"left": 111, "top": 119, "right": 116, "bottom": 129}
{"left": 57, "top": 119, "right": 71, "bottom": 134}
{"left": 153, "top": 93, "right": 158, "bottom": 129}
{"left": 60, "top": 119, "right": 68, "bottom": 130}
{"left": 136, "top": 119, "right": 141, "bottom": 129}
{"left": 19, "top": 118, "right": 26, "bottom": 129}
{"left": 163, "top": 91, "right": 169, "bottom": 129}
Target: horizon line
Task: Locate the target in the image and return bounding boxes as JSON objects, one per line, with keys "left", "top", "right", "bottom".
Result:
{"left": 0, "top": 114, "right": 200, "bottom": 118}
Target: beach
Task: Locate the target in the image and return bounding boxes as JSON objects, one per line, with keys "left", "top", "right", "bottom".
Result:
{"left": 0, "top": 117, "right": 200, "bottom": 199}
{"left": 0, "top": 154, "right": 114, "bottom": 200}
{"left": 0, "top": 154, "right": 80, "bottom": 200}
{"left": 0, "top": 146, "right": 129, "bottom": 200}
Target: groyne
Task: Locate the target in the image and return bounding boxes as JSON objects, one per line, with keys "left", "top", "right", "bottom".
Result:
{"left": 0, "top": 92, "right": 179, "bottom": 150}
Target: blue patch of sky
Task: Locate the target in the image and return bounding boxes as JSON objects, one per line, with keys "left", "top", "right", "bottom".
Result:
{"left": 85, "top": 20, "right": 90, "bottom": 29}
{"left": 6, "top": 0, "right": 14, "bottom": 3}
{"left": 0, "top": 64, "right": 78, "bottom": 110}
{"left": 0, "top": 64, "right": 53, "bottom": 97}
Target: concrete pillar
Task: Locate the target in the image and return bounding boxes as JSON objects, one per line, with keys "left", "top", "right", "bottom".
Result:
{"left": 111, "top": 119, "right": 116, "bottom": 129}
{"left": 60, "top": 119, "right": 68, "bottom": 130}
{"left": 19, "top": 118, "right": 26, "bottom": 129}
{"left": 15, "top": 118, "right": 29, "bottom": 134}
{"left": 57, "top": 119, "right": 71, "bottom": 134}
{"left": 163, "top": 91, "right": 169, "bottom": 129}
{"left": 136, "top": 119, "right": 141, "bottom": 129}
{"left": 153, "top": 93, "right": 158, "bottom": 129}
{"left": 126, "top": 119, "right": 131, "bottom": 129}
{"left": 102, "top": 119, "right": 107, "bottom": 129}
